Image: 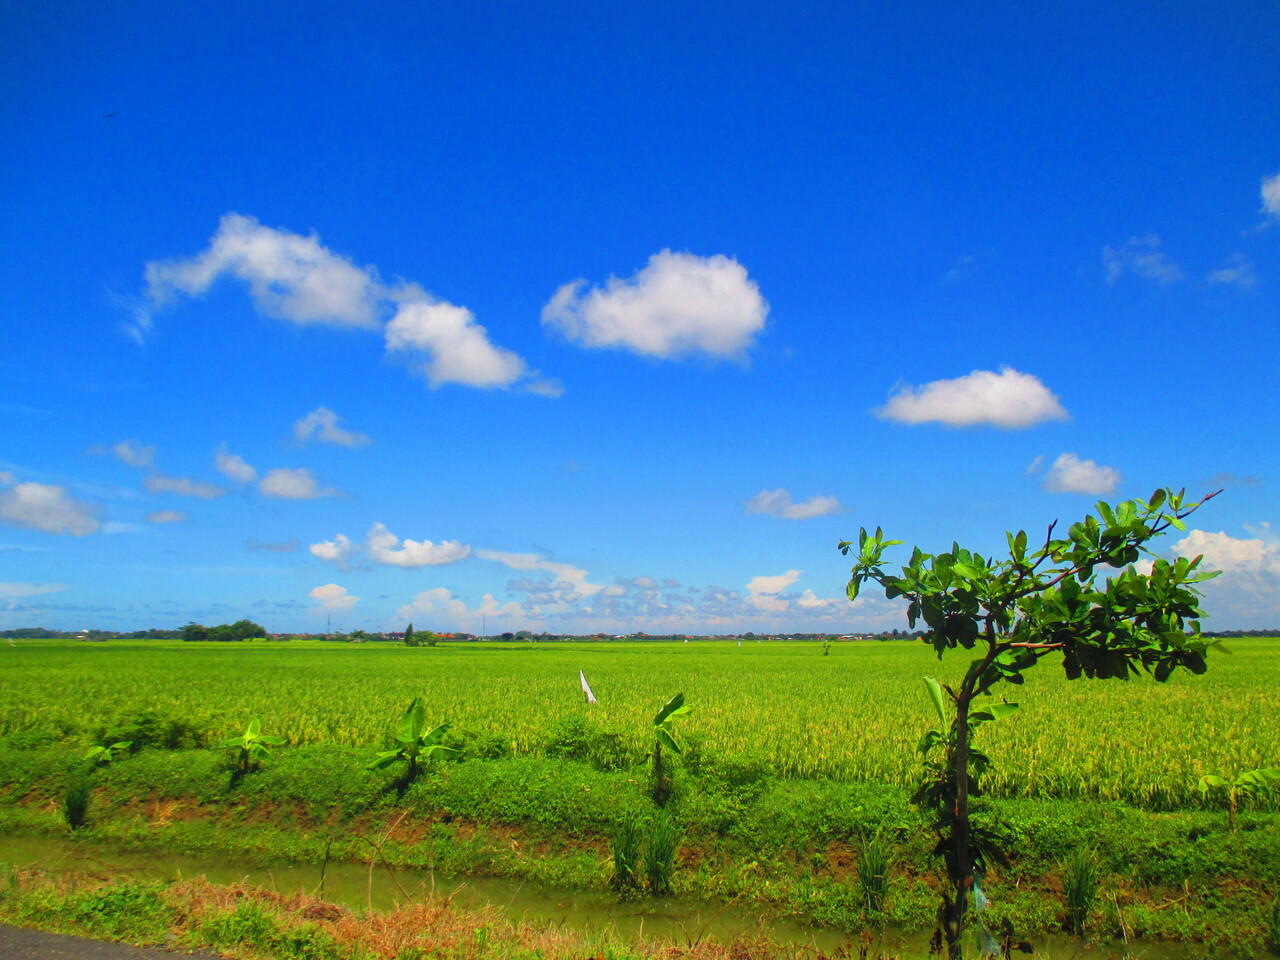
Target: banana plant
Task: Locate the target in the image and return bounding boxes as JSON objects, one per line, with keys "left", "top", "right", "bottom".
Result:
{"left": 651, "top": 692, "right": 690, "bottom": 807}
{"left": 1199, "top": 768, "right": 1280, "bottom": 830}
{"left": 219, "top": 718, "right": 285, "bottom": 775}
{"left": 84, "top": 741, "right": 132, "bottom": 767}
{"left": 366, "top": 697, "right": 454, "bottom": 781}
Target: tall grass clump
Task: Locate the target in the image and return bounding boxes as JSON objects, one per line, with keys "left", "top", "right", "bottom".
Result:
{"left": 1063, "top": 848, "right": 1100, "bottom": 935}
{"left": 642, "top": 812, "right": 680, "bottom": 896}
{"left": 1269, "top": 889, "right": 1280, "bottom": 956}
{"left": 609, "top": 815, "right": 643, "bottom": 895}
{"left": 62, "top": 775, "right": 92, "bottom": 830}
{"left": 857, "top": 827, "right": 892, "bottom": 917}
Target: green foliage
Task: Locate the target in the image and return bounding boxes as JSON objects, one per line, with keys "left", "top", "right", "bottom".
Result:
{"left": 94, "top": 711, "right": 207, "bottom": 751}
{"left": 841, "top": 488, "right": 1218, "bottom": 959}
{"left": 62, "top": 775, "right": 91, "bottom": 829}
{"left": 83, "top": 740, "right": 131, "bottom": 767}
{"left": 642, "top": 810, "right": 681, "bottom": 896}
{"left": 366, "top": 698, "right": 454, "bottom": 781}
{"left": 403, "top": 622, "right": 419, "bottom": 647}
{"left": 71, "top": 882, "right": 174, "bottom": 940}
{"left": 1062, "top": 847, "right": 1100, "bottom": 934}
{"left": 1269, "top": 889, "right": 1280, "bottom": 957}
{"left": 219, "top": 718, "right": 286, "bottom": 775}
{"left": 183, "top": 619, "right": 267, "bottom": 642}
{"left": 1199, "top": 768, "right": 1280, "bottom": 830}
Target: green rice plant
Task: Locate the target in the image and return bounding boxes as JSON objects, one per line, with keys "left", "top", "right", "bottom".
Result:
{"left": 609, "top": 815, "right": 644, "bottom": 895}
{"left": 642, "top": 811, "right": 680, "bottom": 896}
{"left": 1063, "top": 847, "right": 1100, "bottom": 935}
{"left": 62, "top": 775, "right": 92, "bottom": 830}
{"left": 856, "top": 827, "right": 892, "bottom": 918}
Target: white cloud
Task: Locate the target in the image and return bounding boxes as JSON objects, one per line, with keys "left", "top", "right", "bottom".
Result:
{"left": 0, "top": 581, "right": 68, "bottom": 600}
{"left": 309, "top": 583, "right": 359, "bottom": 610}
{"left": 385, "top": 298, "right": 532, "bottom": 390}
{"left": 144, "top": 474, "right": 226, "bottom": 499}
{"left": 476, "top": 548, "right": 603, "bottom": 597}
{"left": 876, "top": 367, "right": 1068, "bottom": 429}
{"left": 309, "top": 533, "right": 355, "bottom": 566}
{"left": 293, "top": 407, "right": 370, "bottom": 447}
{"left": 111, "top": 441, "right": 155, "bottom": 468}
{"left": 1168, "top": 528, "right": 1280, "bottom": 625}
{"left": 146, "top": 510, "right": 187, "bottom": 524}
{"left": 1207, "top": 253, "right": 1257, "bottom": 289}
{"left": 395, "top": 587, "right": 528, "bottom": 632}
{"left": 745, "top": 488, "right": 843, "bottom": 520}
{"left": 795, "top": 589, "right": 842, "bottom": 610}
{"left": 0, "top": 478, "right": 100, "bottom": 535}
{"left": 136, "top": 213, "right": 550, "bottom": 395}
{"left": 541, "top": 250, "right": 768, "bottom": 360}
{"left": 1262, "top": 172, "right": 1280, "bottom": 217}
{"left": 259, "top": 468, "right": 338, "bottom": 500}
{"left": 1102, "top": 234, "right": 1182, "bottom": 285}
{"left": 367, "top": 521, "right": 471, "bottom": 567}
{"left": 1041, "top": 452, "right": 1121, "bottom": 495}
{"left": 745, "top": 569, "right": 802, "bottom": 611}
{"left": 145, "top": 213, "right": 382, "bottom": 330}
{"left": 215, "top": 445, "right": 257, "bottom": 483}
{"left": 1172, "top": 529, "right": 1280, "bottom": 576}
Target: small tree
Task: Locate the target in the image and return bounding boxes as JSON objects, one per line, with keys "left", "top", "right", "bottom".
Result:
{"left": 403, "top": 622, "right": 419, "bottom": 647}
{"left": 219, "top": 718, "right": 286, "bottom": 776}
{"left": 366, "top": 697, "right": 453, "bottom": 782}
{"left": 651, "top": 692, "right": 690, "bottom": 807}
{"left": 841, "top": 488, "right": 1219, "bottom": 959}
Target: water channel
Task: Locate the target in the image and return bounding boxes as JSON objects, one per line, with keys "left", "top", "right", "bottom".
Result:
{"left": 0, "top": 832, "right": 1232, "bottom": 959}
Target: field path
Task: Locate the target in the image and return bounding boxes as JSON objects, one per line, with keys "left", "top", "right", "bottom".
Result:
{"left": 0, "top": 926, "right": 225, "bottom": 960}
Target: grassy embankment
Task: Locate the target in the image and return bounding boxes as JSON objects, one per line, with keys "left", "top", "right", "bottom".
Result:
{"left": 2, "top": 639, "right": 1278, "bottom": 953}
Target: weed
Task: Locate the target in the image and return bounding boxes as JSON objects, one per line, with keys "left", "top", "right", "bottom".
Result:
{"left": 62, "top": 775, "right": 91, "bottom": 830}
{"left": 1063, "top": 847, "right": 1100, "bottom": 935}
{"left": 1269, "top": 889, "right": 1280, "bottom": 956}
{"left": 643, "top": 811, "right": 680, "bottom": 896}
{"left": 857, "top": 827, "right": 892, "bottom": 918}
{"left": 610, "top": 815, "right": 644, "bottom": 895}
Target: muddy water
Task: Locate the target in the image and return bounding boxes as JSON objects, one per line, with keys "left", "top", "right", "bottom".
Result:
{"left": 0, "top": 832, "right": 1219, "bottom": 958}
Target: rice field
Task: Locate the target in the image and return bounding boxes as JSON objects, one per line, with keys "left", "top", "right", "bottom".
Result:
{"left": 3, "top": 638, "right": 1276, "bottom": 809}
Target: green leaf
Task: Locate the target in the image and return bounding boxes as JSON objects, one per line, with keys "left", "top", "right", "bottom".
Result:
{"left": 922, "top": 676, "right": 947, "bottom": 728}
{"left": 1148, "top": 489, "right": 1166, "bottom": 510}
{"left": 655, "top": 726, "right": 682, "bottom": 755}
{"left": 246, "top": 718, "right": 261, "bottom": 737}
{"left": 654, "top": 692, "right": 687, "bottom": 726}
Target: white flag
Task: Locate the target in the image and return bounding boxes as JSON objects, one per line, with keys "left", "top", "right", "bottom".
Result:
{"left": 579, "top": 670, "right": 597, "bottom": 704}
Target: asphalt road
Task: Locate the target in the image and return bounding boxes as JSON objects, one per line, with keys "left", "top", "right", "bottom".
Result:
{"left": 0, "top": 926, "right": 226, "bottom": 960}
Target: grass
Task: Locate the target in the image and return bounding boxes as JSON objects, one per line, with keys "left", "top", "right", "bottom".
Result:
{"left": 0, "top": 866, "right": 818, "bottom": 960}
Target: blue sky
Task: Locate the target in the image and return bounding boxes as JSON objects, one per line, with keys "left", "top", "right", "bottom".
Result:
{"left": 2, "top": 1, "right": 1278, "bottom": 633}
